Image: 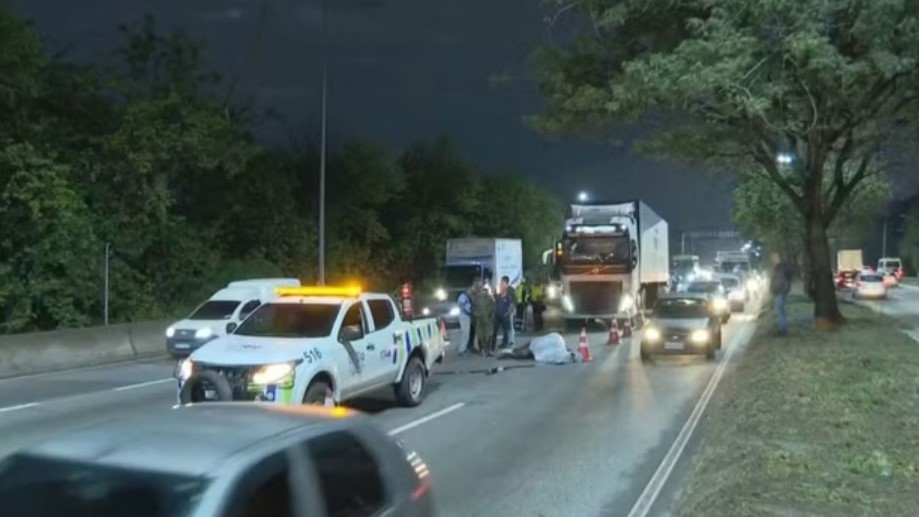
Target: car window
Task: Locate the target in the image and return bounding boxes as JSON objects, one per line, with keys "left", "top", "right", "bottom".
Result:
{"left": 366, "top": 300, "right": 395, "bottom": 330}
{"left": 305, "top": 431, "right": 386, "bottom": 517}
{"left": 235, "top": 303, "right": 340, "bottom": 338}
{"left": 239, "top": 300, "right": 261, "bottom": 320}
{"left": 341, "top": 303, "right": 366, "bottom": 338}
{"left": 654, "top": 298, "right": 710, "bottom": 318}
{"left": 860, "top": 275, "right": 883, "bottom": 282}
{"left": 229, "top": 453, "right": 294, "bottom": 517}
{"left": 189, "top": 300, "right": 240, "bottom": 320}
{"left": 0, "top": 454, "right": 208, "bottom": 517}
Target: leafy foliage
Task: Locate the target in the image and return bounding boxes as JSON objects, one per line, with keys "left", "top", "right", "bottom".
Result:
{"left": 0, "top": 9, "right": 562, "bottom": 332}
{"left": 534, "top": 0, "right": 919, "bottom": 321}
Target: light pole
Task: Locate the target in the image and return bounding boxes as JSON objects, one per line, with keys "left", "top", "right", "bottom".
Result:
{"left": 317, "top": 0, "right": 328, "bottom": 285}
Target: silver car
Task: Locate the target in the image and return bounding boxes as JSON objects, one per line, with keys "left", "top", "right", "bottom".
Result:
{"left": 640, "top": 293, "right": 723, "bottom": 361}
{"left": 0, "top": 403, "right": 435, "bottom": 517}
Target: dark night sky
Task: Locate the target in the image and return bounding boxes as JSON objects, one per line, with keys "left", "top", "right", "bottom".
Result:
{"left": 8, "top": 0, "right": 750, "bottom": 228}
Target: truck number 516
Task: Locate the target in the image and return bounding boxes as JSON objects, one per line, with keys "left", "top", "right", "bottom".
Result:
{"left": 303, "top": 348, "right": 322, "bottom": 363}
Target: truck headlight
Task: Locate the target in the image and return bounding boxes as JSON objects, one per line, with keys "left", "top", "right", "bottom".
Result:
{"left": 713, "top": 298, "right": 728, "bottom": 311}
{"left": 448, "top": 307, "right": 461, "bottom": 317}
{"left": 435, "top": 288, "right": 447, "bottom": 301}
{"left": 422, "top": 307, "right": 431, "bottom": 316}
{"left": 176, "top": 359, "right": 194, "bottom": 380}
{"left": 252, "top": 363, "right": 295, "bottom": 385}
{"left": 729, "top": 290, "right": 744, "bottom": 301}
{"left": 166, "top": 326, "right": 175, "bottom": 338}
{"left": 745, "top": 278, "right": 758, "bottom": 291}
{"left": 562, "top": 295, "right": 574, "bottom": 312}
{"left": 195, "top": 327, "right": 213, "bottom": 339}
{"left": 619, "top": 295, "right": 634, "bottom": 312}
{"left": 547, "top": 285, "right": 558, "bottom": 299}
{"left": 691, "top": 329, "right": 710, "bottom": 344}
{"left": 644, "top": 327, "right": 661, "bottom": 341}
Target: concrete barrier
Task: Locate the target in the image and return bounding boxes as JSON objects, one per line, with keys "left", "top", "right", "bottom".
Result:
{"left": 0, "top": 320, "right": 171, "bottom": 379}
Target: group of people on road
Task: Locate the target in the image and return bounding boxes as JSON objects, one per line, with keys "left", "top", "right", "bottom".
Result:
{"left": 454, "top": 276, "right": 548, "bottom": 356}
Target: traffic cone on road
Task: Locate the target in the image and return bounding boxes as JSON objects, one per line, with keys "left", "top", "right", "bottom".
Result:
{"left": 578, "top": 328, "right": 593, "bottom": 362}
{"left": 324, "top": 388, "right": 335, "bottom": 407}
{"left": 622, "top": 318, "right": 632, "bottom": 338}
{"left": 607, "top": 319, "right": 621, "bottom": 345}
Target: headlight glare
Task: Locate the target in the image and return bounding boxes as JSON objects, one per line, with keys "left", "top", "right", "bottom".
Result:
{"left": 177, "top": 359, "right": 194, "bottom": 380}
{"left": 713, "top": 298, "right": 728, "bottom": 310}
{"left": 547, "top": 285, "right": 558, "bottom": 299}
{"left": 644, "top": 327, "right": 661, "bottom": 341}
{"left": 448, "top": 307, "right": 461, "bottom": 317}
{"left": 166, "top": 326, "right": 175, "bottom": 338}
{"left": 252, "top": 363, "right": 295, "bottom": 385}
{"left": 194, "top": 327, "right": 213, "bottom": 339}
{"left": 691, "top": 329, "right": 710, "bottom": 344}
{"left": 422, "top": 307, "right": 431, "bottom": 316}
{"left": 619, "top": 294, "right": 634, "bottom": 312}
{"left": 435, "top": 288, "right": 447, "bottom": 301}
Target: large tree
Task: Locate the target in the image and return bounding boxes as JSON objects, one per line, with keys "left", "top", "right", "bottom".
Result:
{"left": 534, "top": 0, "right": 919, "bottom": 325}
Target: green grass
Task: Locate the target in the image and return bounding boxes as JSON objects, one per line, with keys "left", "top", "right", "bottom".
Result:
{"left": 676, "top": 294, "right": 919, "bottom": 516}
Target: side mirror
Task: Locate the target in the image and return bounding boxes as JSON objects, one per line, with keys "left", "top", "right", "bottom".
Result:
{"left": 339, "top": 325, "right": 362, "bottom": 342}
{"left": 226, "top": 322, "right": 238, "bottom": 334}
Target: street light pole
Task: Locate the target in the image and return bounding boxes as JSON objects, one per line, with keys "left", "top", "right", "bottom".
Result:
{"left": 317, "top": 0, "right": 328, "bottom": 286}
{"left": 882, "top": 218, "right": 888, "bottom": 258}
{"left": 681, "top": 232, "right": 686, "bottom": 255}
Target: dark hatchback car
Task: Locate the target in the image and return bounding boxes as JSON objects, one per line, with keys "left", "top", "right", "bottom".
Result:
{"left": 640, "top": 293, "right": 723, "bottom": 361}
{"left": 0, "top": 403, "right": 435, "bottom": 517}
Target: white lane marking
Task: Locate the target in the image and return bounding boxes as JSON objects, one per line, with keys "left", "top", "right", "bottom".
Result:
{"left": 0, "top": 402, "right": 40, "bottom": 414}
{"left": 387, "top": 402, "right": 466, "bottom": 436}
{"left": 112, "top": 378, "right": 174, "bottom": 391}
{"left": 627, "top": 319, "right": 756, "bottom": 517}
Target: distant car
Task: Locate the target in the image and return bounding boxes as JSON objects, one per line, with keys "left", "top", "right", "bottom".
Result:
{"left": 855, "top": 273, "right": 887, "bottom": 300}
{"left": 640, "top": 293, "right": 722, "bottom": 361}
{"left": 836, "top": 270, "right": 858, "bottom": 290}
{"left": 683, "top": 280, "right": 730, "bottom": 323}
{"left": 715, "top": 274, "right": 746, "bottom": 312}
{"left": 0, "top": 403, "right": 435, "bottom": 517}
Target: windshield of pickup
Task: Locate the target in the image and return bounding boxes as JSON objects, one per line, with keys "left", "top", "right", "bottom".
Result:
{"left": 188, "top": 300, "right": 239, "bottom": 320}
{"left": 0, "top": 454, "right": 208, "bottom": 517}
{"left": 234, "top": 302, "right": 340, "bottom": 338}
{"left": 654, "top": 298, "right": 710, "bottom": 319}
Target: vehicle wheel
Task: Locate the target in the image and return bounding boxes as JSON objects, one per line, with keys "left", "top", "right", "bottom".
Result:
{"left": 640, "top": 346, "right": 650, "bottom": 362}
{"left": 395, "top": 356, "right": 426, "bottom": 407}
{"left": 179, "top": 370, "right": 233, "bottom": 404}
{"left": 302, "top": 380, "right": 332, "bottom": 405}
{"left": 705, "top": 345, "right": 716, "bottom": 361}
{"left": 716, "top": 330, "right": 723, "bottom": 350}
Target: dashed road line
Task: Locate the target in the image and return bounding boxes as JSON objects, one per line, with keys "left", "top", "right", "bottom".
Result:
{"left": 112, "top": 378, "right": 174, "bottom": 391}
{"left": 388, "top": 402, "right": 466, "bottom": 436}
{"left": 0, "top": 402, "right": 40, "bottom": 414}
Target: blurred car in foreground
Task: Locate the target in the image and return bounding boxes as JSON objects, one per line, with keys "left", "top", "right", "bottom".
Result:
{"left": 854, "top": 273, "right": 887, "bottom": 300}
{"left": 640, "top": 293, "right": 722, "bottom": 362}
{"left": 0, "top": 403, "right": 434, "bottom": 517}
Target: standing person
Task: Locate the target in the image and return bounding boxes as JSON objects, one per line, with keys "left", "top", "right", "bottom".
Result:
{"left": 456, "top": 280, "right": 475, "bottom": 355}
{"left": 472, "top": 282, "right": 495, "bottom": 356}
{"left": 515, "top": 276, "right": 530, "bottom": 332}
{"left": 492, "top": 276, "right": 515, "bottom": 350}
{"left": 530, "top": 280, "right": 546, "bottom": 331}
{"left": 770, "top": 253, "right": 792, "bottom": 335}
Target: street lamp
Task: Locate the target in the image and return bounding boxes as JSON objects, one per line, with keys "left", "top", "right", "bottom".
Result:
{"left": 776, "top": 153, "right": 793, "bottom": 165}
{"left": 578, "top": 191, "right": 589, "bottom": 202}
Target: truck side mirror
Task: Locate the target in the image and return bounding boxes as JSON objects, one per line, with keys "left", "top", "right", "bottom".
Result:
{"left": 226, "top": 322, "right": 238, "bottom": 334}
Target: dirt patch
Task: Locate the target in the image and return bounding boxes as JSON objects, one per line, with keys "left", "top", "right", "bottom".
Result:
{"left": 675, "top": 294, "right": 919, "bottom": 517}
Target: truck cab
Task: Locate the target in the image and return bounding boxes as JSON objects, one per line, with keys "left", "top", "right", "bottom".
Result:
{"left": 176, "top": 285, "right": 445, "bottom": 408}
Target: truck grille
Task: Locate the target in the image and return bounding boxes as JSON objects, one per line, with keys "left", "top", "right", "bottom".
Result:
{"left": 569, "top": 281, "right": 622, "bottom": 315}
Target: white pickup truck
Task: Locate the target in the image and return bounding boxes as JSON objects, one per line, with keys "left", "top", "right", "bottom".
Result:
{"left": 175, "top": 286, "right": 445, "bottom": 407}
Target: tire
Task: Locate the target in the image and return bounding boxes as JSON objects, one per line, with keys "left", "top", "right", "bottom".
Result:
{"left": 302, "top": 379, "right": 332, "bottom": 405}
{"left": 395, "top": 356, "right": 427, "bottom": 407}
{"left": 705, "top": 345, "right": 716, "bottom": 361}
{"left": 716, "top": 330, "right": 723, "bottom": 350}
{"left": 179, "top": 370, "right": 233, "bottom": 404}
{"left": 640, "top": 346, "right": 651, "bottom": 362}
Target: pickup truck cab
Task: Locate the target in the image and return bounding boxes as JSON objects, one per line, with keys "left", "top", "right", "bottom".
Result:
{"left": 176, "top": 286, "right": 445, "bottom": 408}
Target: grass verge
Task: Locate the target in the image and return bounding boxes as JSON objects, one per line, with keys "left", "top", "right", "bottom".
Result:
{"left": 675, "top": 293, "right": 919, "bottom": 516}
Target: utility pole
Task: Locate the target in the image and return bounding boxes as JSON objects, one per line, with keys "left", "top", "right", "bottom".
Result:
{"left": 316, "top": 0, "right": 329, "bottom": 286}
{"left": 681, "top": 232, "right": 686, "bottom": 255}
{"left": 103, "top": 243, "right": 111, "bottom": 326}
{"left": 882, "top": 218, "right": 888, "bottom": 258}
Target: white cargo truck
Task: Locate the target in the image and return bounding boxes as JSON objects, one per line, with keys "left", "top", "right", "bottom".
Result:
{"left": 837, "top": 249, "right": 864, "bottom": 272}
{"left": 551, "top": 200, "right": 669, "bottom": 328}
{"left": 421, "top": 238, "right": 523, "bottom": 326}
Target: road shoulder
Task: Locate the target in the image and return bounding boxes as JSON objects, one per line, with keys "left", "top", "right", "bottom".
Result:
{"left": 660, "top": 294, "right": 919, "bottom": 516}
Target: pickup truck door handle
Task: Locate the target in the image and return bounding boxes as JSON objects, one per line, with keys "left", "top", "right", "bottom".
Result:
{"left": 366, "top": 344, "right": 375, "bottom": 351}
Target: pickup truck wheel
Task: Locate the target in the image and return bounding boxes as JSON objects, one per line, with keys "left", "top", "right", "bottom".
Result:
{"left": 180, "top": 370, "right": 233, "bottom": 404}
{"left": 303, "top": 380, "right": 332, "bottom": 405}
{"left": 395, "top": 357, "right": 426, "bottom": 407}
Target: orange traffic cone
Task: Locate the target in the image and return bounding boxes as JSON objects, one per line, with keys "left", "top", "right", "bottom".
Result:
{"left": 622, "top": 318, "right": 632, "bottom": 338}
{"left": 608, "top": 319, "right": 621, "bottom": 345}
{"left": 578, "top": 328, "right": 593, "bottom": 362}
{"left": 323, "top": 388, "right": 335, "bottom": 407}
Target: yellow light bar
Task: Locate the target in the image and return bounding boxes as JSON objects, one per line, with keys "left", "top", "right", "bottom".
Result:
{"left": 276, "top": 285, "right": 362, "bottom": 297}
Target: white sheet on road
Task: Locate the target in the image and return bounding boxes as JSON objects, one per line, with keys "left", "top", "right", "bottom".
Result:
{"left": 529, "top": 333, "right": 579, "bottom": 364}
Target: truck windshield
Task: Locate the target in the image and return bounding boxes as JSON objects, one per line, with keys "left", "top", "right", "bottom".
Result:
{"left": 0, "top": 454, "right": 208, "bottom": 517}
{"left": 671, "top": 260, "right": 697, "bottom": 276}
{"left": 235, "top": 303, "right": 340, "bottom": 338}
{"left": 188, "top": 300, "right": 239, "bottom": 320}
{"left": 719, "top": 261, "right": 749, "bottom": 273}
{"left": 654, "top": 298, "right": 710, "bottom": 318}
{"left": 440, "top": 265, "right": 483, "bottom": 289}
{"left": 564, "top": 236, "right": 630, "bottom": 264}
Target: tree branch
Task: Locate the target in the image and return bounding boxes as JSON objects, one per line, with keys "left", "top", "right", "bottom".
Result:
{"left": 824, "top": 152, "right": 872, "bottom": 224}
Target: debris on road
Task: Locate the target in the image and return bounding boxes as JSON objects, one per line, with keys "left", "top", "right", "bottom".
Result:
{"left": 496, "top": 332, "right": 581, "bottom": 365}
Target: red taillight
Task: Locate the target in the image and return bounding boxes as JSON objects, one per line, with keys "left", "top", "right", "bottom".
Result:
{"left": 411, "top": 480, "right": 430, "bottom": 501}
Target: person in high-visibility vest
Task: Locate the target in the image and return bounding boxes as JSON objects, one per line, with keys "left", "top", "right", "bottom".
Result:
{"left": 515, "top": 277, "right": 529, "bottom": 333}
{"left": 530, "top": 281, "right": 546, "bottom": 331}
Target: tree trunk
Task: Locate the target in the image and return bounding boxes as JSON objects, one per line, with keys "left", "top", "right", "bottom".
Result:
{"left": 805, "top": 214, "right": 843, "bottom": 327}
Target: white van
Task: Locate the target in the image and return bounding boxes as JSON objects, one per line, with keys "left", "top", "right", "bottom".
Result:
{"left": 165, "top": 278, "right": 300, "bottom": 357}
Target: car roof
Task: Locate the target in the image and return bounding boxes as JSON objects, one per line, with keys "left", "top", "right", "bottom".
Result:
{"left": 12, "top": 403, "right": 364, "bottom": 478}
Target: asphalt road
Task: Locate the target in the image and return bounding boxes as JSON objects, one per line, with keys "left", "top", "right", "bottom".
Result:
{"left": 0, "top": 308, "right": 761, "bottom": 517}
{"left": 850, "top": 283, "right": 919, "bottom": 342}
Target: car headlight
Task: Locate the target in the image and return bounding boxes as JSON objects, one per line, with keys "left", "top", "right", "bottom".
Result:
{"left": 448, "top": 306, "right": 461, "bottom": 317}
{"left": 195, "top": 327, "right": 213, "bottom": 339}
{"left": 745, "top": 279, "right": 757, "bottom": 291}
{"left": 644, "top": 327, "right": 661, "bottom": 341}
{"left": 729, "top": 290, "right": 744, "bottom": 301}
{"left": 562, "top": 294, "right": 574, "bottom": 313}
{"left": 422, "top": 307, "right": 431, "bottom": 316}
{"left": 619, "top": 294, "right": 634, "bottom": 312}
{"left": 690, "top": 329, "right": 710, "bottom": 344}
{"left": 435, "top": 288, "right": 447, "bottom": 301}
{"left": 547, "top": 285, "right": 558, "bottom": 299}
{"left": 176, "top": 359, "right": 194, "bottom": 380}
{"left": 252, "top": 363, "right": 295, "bottom": 385}
{"left": 166, "top": 326, "right": 175, "bottom": 338}
{"left": 713, "top": 298, "right": 728, "bottom": 310}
